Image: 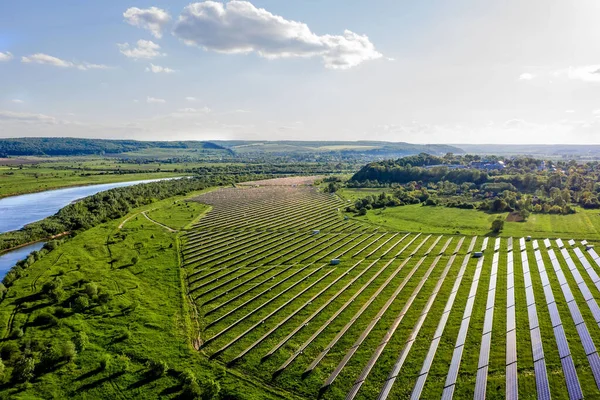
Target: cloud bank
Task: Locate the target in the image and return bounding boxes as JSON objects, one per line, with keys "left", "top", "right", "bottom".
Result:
{"left": 123, "top": 7, "right": 171, "bottom": 39}
{"left": 21, "top": 53, "right": 110, "bottom": 70}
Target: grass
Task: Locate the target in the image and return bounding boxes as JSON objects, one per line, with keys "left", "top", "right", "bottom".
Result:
{"left": 147, "top": 201, "right": 211, "bottom": 230}
{"left": 348, "top": 203, "right": 600, "bottom": 240}
{"left": 0, "top": 165, "right": 183, "bottom": 198}
{"left": 0, "top": 195, "right": 294, "bottom": 399}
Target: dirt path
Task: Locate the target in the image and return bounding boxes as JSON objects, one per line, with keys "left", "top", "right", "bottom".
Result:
{"left": 142, "top": 211, "right": 178, "bottom": 233}
{"left": 118, "top": 213, "right": 139, "bottom": 229}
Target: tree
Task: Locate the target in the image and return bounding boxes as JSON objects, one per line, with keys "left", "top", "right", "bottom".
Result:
{"left": 519, "top": 209, "right": 530, "bottom": 221}
{"left": 74, "top": 332, "right": 89, "bottom": 352}
{"left": 73, "top": 296, "right": 89, "bottom": 313}
{"left": 491, "top": 218, "right": 504, "bottom": 233}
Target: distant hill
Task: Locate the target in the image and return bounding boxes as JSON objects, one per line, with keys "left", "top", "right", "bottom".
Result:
{"left": 0, "top": 138, "right": 230, "bottom": 157}
{"left": 457, "top": 144, "right": 600, "bottom": 158}
{"left": 213, "top": 140, "right": 463, "bottom": 157}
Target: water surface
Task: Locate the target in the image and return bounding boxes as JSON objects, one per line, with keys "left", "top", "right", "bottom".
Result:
{"left": 0, "top": 242, "right": 45, "bottom": 279}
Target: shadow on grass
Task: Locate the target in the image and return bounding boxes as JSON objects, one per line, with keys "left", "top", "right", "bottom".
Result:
{"left": 77, "top": 372, "right": 125, "bottom": 392}
{"left": 75, "top": 367, "right": 104, "bottom": 381}
{"left": 127, "top": 373, "right": 161, "bottom": 390}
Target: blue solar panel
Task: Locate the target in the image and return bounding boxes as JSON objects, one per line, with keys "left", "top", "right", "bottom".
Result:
{"left": 456, "top": 322, "right": 469, "bottom": 347}
{"left": 464, "top": 297, "right": 475, "bottom": 318}
{"left": 561, "top": 284, "right": 575, "bottom": 303}
{"left": 587, "top": 299, "right": 600, "bottom": 322}
{"left": 543, "top": 284, "right": 556, "bottom": 304}
{"left": 474, "top": 366, "right": 488, "bottom": 400}
{"left": 506, "top": 361, "right": 518, "bottom": 400}
{"left": 555, "top": 270, "right": 568, "bottom": 286}
{"left": 525, "top": 286, "right": 536, "bottom": 306}
{"left": 579, "top": 284, "right": 594, "bottom": 302}
{"left": 588, "top": 352, "right": 600, "bottom": 388}
{"left": 575, "top": 323, "right": 597, "bottom": 356}
{"left": 540, "top": 271, "right": 550, "bottom": 288}
{"left": 483, "top": 309, "right": 494, "bottom": 334}
{"left": 571, "top": 268, "right": 585, "bottom": 285}
{"left": 561, "top": 356, "right": 583, "bottom": 400}
{"left": 486, "top": 290, "right": 496, "bottom": 310}
{"left": 488, "top": 273, "right": 497, "bottom": 291}
{"left": 534, "top": 359, "right": 551, "bottom": 400}
{"left": 528, "top": 305, "right": 540, "bottom": 329}
{"left": 434, "top": 311, "right": 450, "bottom": 339}
{"left": 478, "top": 332, "right": 492, "bottom": 368}
{"left": 445, "top": 346, "right": 464, "bottom": 386}
{"left": 567, "top": 300, "right": 584, "bottom": 326}
{"left": 548, "top": 302, "right": 562, "bottom": 328}
{"left": 554, "top": 325, "right": 571, "bottom": 359}
{"left": 531, "top": 326, "right": 544, "bottom": 362}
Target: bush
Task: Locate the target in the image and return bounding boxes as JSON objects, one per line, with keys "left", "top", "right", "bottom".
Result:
{"left": 34, "top": 312, "right": 58, "bottom": 327}
{"left": 59, "top": 341, "right": 77, "bottom": 362}
{"left": 491, "top": 218, "right": 504, "bottom": 233}
{"left": 98, "top": 292, "right": 113, "bottom": 305}
{"left": 0, "top": 342, "right": 20, "bottom": 362}
{"left": 99, "top": 354, "right": 111, "bottom": 371}
{"left": 110, "top": 354, "right": 130, "bottom": 375}
{"left": 0, "top": 358, "right": 4, "bottom": 378}
{"left": 84, "top": 282, "right": 98, "bottom": 298}
{"left": 10, "top": 328, "right": 24, "bottom": 339}
{"left": 147, "top": 359, "right": 168, "bottom": 377}
{"left": 12, "top": 356, "right": 35, "bottom": 382}
{"left": 73, "top": 332, "right": 89, "bottom": 352}
{"left": 73, "top": 296, "right": 89, "bottom": 313}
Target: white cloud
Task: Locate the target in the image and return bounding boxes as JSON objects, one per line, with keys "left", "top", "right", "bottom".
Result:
{"left": 21, "top": 53, "right": 110, "bottom": 70}
{"left": 565, "top": 109, "right": 575, "bottom": 113}
{"left": 594, "top": 109, "right": 600, "bottom": 115}
{"left": 118, "top": 40, "right": 164, "bottom": 59}
{"left": 146, "top": 96, "right": 166, "bottom": 104}
{"left": 172, "top": 1, "right": 382, "bottom": 69}
{"left": 185, "top": 96, "right": 197, "bottom": 102}
{"left": 146, "top": 63, "right": 176, "bottom": 73}
{"left": 559, "top": 65, "right": 600, "bottom": 83}
{"left": 177, "top": 107, "right": 211, "bottom": 113}
{"left": 518, "top": 73, "right": 535, "bottom": 80}
{"left": 0, "top": 110, "right": 58, "bottom": 124}
{"left": 123, "top": 7, "right": 171, "bottom": 39}
{"left": 0, "top": 52, "right": 13, "bottom": 62}
{"left": 11, "top": 99, "right": 24, "bottom": 104}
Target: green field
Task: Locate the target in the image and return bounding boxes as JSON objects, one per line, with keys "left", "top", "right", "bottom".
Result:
{"left": 3, "top": 177, "right": 600, "bottom": 399}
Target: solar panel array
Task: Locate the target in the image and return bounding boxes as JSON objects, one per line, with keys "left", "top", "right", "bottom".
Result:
{"left": 181, "top": 181, "right": 600, "bottom": 400}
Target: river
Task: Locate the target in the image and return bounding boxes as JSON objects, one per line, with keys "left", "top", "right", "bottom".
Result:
{"left": 0, "top": 177, "right": 179, "bottom": 278}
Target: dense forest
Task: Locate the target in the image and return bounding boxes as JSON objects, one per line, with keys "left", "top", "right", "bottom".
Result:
{"left": 0, "top": 138, "right": 230, "bottom": 157}
{"left": 347, "top": 154, "right": 600, "bottom": 216}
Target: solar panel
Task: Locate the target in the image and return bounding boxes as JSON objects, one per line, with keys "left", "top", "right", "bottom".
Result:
{"left": 474, "top": 366, "right": 488, "bottom": 400}
{"left": 588, "top": 352, "right": 600, "bottom": 387}
{"left": 582, "top": 240, "right": 589, "bottom": 246}
{"left": 525, "top": 286, "right": 536, "bottom": 306}
{"left": 486, "top": 290, "right": 496, "bottom": 311}
{"left": 441, "top": 385, "right": 455, "bottom": 400}
{"left": 556, "top": 239, "right": 564, "bottom": 248}
{"left": 548, "top": 302, "right": 562, "bottom": 328}
{"left": 444, "top": 292, "right": 458, "bottom": 313}
{"left": 568, "top": 239, "right": 576, "bottom": 246}
{"left": 587, "top": 299, "right": 600, "bottom": 323}
{"left": 507, "top": 306, "right": 516, "bottom": 332}
{"left": 506, "top": 362, "right": 518, "bottom": 400}
{"left": 456, "top": 321, "right": 469, "bottom": 346}
{"left": 579, "top": 284, "right": 594, "bottom": 302}
{"left": 554, "top": 325, "right": 571, "bottom": 359}
{"left": 572, "top": 269, "right": 585, "bottom": 285}
{"left": 494, "top": 238, "right": 501, "bottom": 252}
{"left": 421, "top": 337, "right": 440, "bottom": 372}
{"left": 434, "top": 312, "right": 451, "bottom": 339}
{"left": 478, "top": 332, "right": 492, "bottom": 368}
{"left": 561, "top": 356, "right": 583, "bottom": 400}
{"left": 543, "top": 284, "right": 556, "bottom": 304}
{"left": 575, "top": 323, "right": 597, "bottom": 356}
{"left": 528, "top": 305, "right": 540, "bottom": 329}
{"left": 507, "top": 237, "right": 513, "bottom": 252}
{"left": 445, "top": 346, "right": 464, "bottom": 386}
{"left": 507, "top": 287, "right": 515, "bottom": 308}
{"left": 531, "top": 326, "right": 544, "bottom": 362}
{"left": 411, "top": 375, "right": 427, "bottom": 400}
{"left": 488, "top": 273, "right": 497, "bottom": 291}
{"left": 534, "top": 359, "right": 551, "bottom": 400}
{"left": 481, "top": 237, "right": 489, "bottom": 251}
{"left": 540, "top": 271, "right": 550, "bottom": 288}
{"left": 560, "top": 284, "right": 575, "bottom": 303}
{"left": 544, "top": 239, "right": 551, "bottom": 248}
{"left": 519, "top": 237, "right": 526, "bottom": 250}
{"left": 533, "top": 240, "right": 539, "bottom": 250}
{"left": 524, "top": 271, "right": 533, "bottom": 289}
{"left": 555, "top": 270, "right": 568, "bottom": 286}
{"left": 464, "top": 297, "right": 475, "bottom": 318}
{"left": 483, "top": 309, "right": 494, "bottom": 334}
{"left": 506, "top": 329, "right": 517, "bottom": 365}
{"left": 567, "top": 300, "right": 584, "bottom": 326}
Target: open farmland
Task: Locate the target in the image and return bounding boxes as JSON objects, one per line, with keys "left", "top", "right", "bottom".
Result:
{"left": 181, "top": 177, "right": 600, "bottom": 400}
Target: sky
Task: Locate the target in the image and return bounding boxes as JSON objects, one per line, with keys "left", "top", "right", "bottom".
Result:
{"left": 1, "top": 0, "right": 600, "bottom": 144}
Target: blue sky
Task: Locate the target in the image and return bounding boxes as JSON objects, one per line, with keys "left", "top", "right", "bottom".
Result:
{"left": 1, "top": 0, "right": 600, "bottom": 143}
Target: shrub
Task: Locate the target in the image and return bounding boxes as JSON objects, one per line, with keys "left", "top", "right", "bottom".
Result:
{"left": 110, "top": 354, "right": 130, "bottom": 375}
{"left": 0, "top": 342, "right": 20, "bottom": 362}
{"left": 99, "top": 354, "right": 111, "bottom": 370}
{"left": 73, "top": 332, "right": 89, "bottom": 352}
{"left": 147, "top": 359, "right": 168, "bottom": 377}
{"left": 59, "top": 341, "right": 77, "bottom": 362}
{"left": 98, "top": 292, "right": 113, "bottom": 305}
{"left": 84, "top": 282, "right": 98, "bottom": 298}
{"left": 10, "top": 328, "right": 24, "bottom": 339}
{"left": 34, "top": 312, "right": 58, "bottom": 327}
{"left": 12, "top": 356, "right": 35, "bottom": 382}
{"left": 181, "top": 380, "right": 202, "bottom": 400}
{"left": 0, "top": 358, "right": 5, "bottom": 378}
{"left": 491, "top": 218, "right": 504, "bottom": 233}
{"left": 73, "top": 296, "right": 89, "bottom": 313}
